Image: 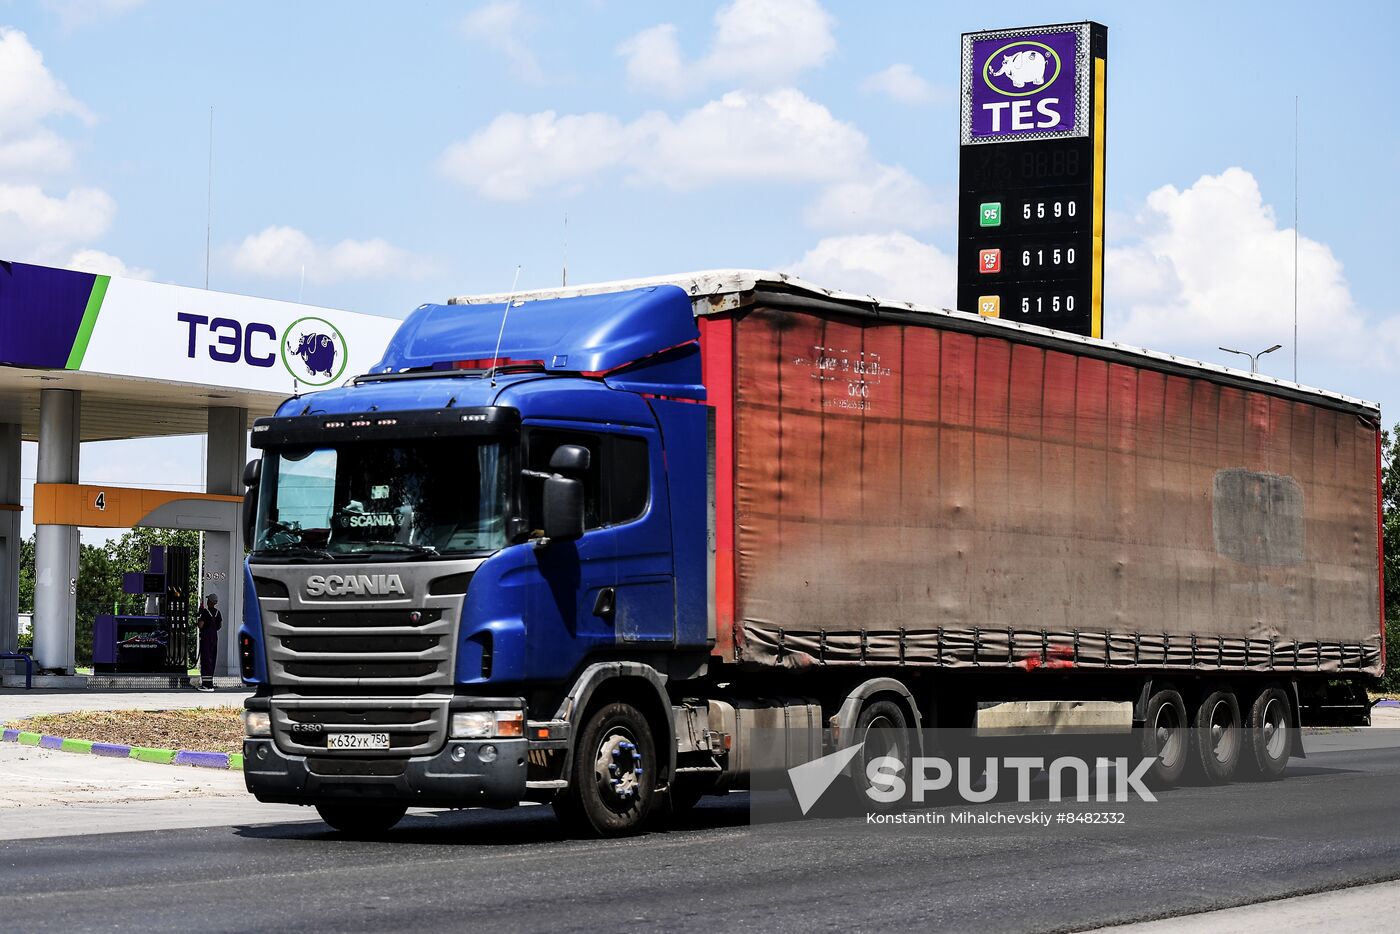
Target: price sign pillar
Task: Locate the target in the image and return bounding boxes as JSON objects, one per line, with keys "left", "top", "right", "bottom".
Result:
{"left": 957, "top": 22, "right": 1107, "bottom": 337}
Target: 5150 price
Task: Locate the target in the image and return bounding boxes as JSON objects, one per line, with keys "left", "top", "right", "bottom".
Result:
{"left": 1019, "top": 293, "right": 1079, "bottom": 314}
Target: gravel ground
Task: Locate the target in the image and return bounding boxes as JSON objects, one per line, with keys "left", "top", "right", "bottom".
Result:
{"left": 5, "top": 706, "right": 244, "bottom": 754}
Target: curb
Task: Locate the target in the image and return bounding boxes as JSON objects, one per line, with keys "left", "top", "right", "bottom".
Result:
{"left": 1, "top": 728, "right": 242, "bottom": 770}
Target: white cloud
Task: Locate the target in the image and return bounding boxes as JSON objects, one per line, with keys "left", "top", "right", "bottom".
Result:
{"left": 441, "top": 88, "right": 870, "bottom": 200}
{"left": 227, "top": 225, "right": 430, "bottom": 284}
{"left": 637, "top": 89, "right": 865, "bottom": 189}
{"left": 789, "top": 232, "right": 956, "bottom": 307}
{"left": 441, "top": 87, "right": 945, "bottom": 235}
{"left": 1108, "top": 168, "right": 1367, "bottom": 362}
{"left": 0, "top": 184, "right": 116, "bottom": 260}
{"left": 860, "top": 64, "right": 945, "bottom": 106}
{"left": 616, "top": 25, "right": 688, "bottom": 97}
{"left": 618, "top": 0, "right": 836, "bottom": 97}
{"left": 0, "top": 30, "right": 145, "bottom": 278}
{"left": 439, "top": 110, "right": 639, "bottom": 201}
{"left": 0, "top": 27, "right": 94, "bottom": 176}
{"left": 67, "top": 248, "right": 153, "bottom": 280}
{"left": 460, "top": 1, "right": 545, "bottom": 84}
{"left": 43, "top": 0, "right": 146, "bottom": 30}
{"left": 804, "top": 165, "right": 946, "bottom": 233}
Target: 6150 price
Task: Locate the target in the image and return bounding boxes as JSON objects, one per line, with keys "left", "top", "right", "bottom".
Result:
{"left": 1019, "top": 246, "right": 1078, "bottom": 269}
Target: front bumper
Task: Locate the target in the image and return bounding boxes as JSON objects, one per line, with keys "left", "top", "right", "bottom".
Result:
{"left": 243, "top": 736, "right": 528, "bottom": 808}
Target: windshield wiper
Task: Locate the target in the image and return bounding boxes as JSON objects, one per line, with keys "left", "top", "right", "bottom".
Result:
{"left": 345, "top": 541, "right": 440, "bottom": 557}
{"left": 256, "top": 543, "right": 336, "bottom": 560}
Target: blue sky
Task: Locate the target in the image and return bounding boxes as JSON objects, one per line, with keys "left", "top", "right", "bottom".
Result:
{"left": 2, "top": 0, "right": 1399, "bottom": 537}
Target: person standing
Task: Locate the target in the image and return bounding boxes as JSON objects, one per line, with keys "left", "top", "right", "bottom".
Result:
{"left": 195, "top": 594, "right": 222, "bottom": 691}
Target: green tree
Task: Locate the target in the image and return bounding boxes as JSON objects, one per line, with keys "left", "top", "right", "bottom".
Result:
{"left": 1381, "top": 426, "right": 1400, "bottom": 691}
{"left": 74, "top": 542, "right": 121, "bottom": 664}
{"left": 104, "top": 527, "right": 203, "bottom": 624}
{"left": 18, "top": 534, "right": 33, "bottom": 614}
{"left": 14, "top": 528, "right": 205, "bottom": 665}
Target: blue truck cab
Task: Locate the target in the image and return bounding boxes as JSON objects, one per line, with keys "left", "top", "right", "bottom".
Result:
{"left": 240, "top": 285, "right": 715, "bottom": 836}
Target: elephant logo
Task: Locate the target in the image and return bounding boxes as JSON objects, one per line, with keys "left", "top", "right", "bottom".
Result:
{"left": 280, "top": 316, "right": 348, "bottom": 386}
{"left": 983, "top": 41, "right": 1061, "bottom": 96}
{"left": 989, "top": 50, "right": 1046, "bottom": 88}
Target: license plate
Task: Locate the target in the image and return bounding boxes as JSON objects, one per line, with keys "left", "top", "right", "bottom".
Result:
{"left": 327, "top": 732, "right": 389, "bottom": 750}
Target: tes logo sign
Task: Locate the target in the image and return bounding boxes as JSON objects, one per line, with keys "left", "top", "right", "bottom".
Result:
{"left": 177, "top": 313, "right": 349, "bottom": 386}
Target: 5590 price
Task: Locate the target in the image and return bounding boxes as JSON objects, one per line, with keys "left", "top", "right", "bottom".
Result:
{"left": 1020, "top": 199, "right": 1079, "bottom": 221}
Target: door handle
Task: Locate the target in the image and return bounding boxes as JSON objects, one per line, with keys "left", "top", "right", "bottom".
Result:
{"left": 592, "top": 587, "right": 616, "bottom": 622}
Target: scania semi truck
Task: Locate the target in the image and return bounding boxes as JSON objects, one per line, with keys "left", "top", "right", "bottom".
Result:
{"left": 239, "top": 271, "right": 1384, "bottom": 836}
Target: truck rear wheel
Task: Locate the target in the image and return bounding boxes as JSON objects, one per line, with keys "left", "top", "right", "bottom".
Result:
{"left": 1190, "top": 686, "right": 1242, "bottom": 784}
{"left": 315, "top": 802, "right": 406, "bottom": 837}
{"left": 1139, "top": 685, "right": 1188, "bottom": 787}
{"left": 554, "top": 701, "right": 656, "bottom": 837}
{"left": 1243, "top": 685, "right": 1293, "bottom": 781}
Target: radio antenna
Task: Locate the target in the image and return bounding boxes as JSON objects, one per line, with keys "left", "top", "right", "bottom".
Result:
{"left": 204, "top": 105, "right": 214, "bottom": 289}
{"left": 1293, "top": 95, "right": 1299, "bottom": 383}
{"left": 490, "top": 264, "right": 522, "bottom": 388}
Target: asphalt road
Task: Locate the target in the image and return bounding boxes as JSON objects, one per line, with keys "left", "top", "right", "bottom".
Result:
{"left": 3, "top": 727, "right": 1400, "bottom": 933}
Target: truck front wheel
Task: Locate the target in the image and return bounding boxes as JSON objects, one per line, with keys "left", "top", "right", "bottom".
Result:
{"left": 554, "top": 701, "right": 657, "bottom": 836}
{"left": 315, "top": 803, "right": 406, "bottom": 837}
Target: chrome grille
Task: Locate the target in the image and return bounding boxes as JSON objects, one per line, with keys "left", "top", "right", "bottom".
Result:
{"left": 251, "top": 558, "right": 481, "bottom": 758}
{"left": 265, "top": 607, "right": 453, "bottom": 688}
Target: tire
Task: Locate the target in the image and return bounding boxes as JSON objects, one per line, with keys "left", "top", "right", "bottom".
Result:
{"left": 851, "top": 698, "right": 913, "bottom": 808}
{"left": 1243, "top": 685, "right": 1293, "bottom": 781}
{"left": 553, "top": 701, "right": 657, "bottom": 837}
{"left": 1139, "top": 685, "right": 1189, "bottom": 788}
{"left": 1190, "top": 685, "right": 1243, "bottom": 784}
{"left": 315, "top": 802, "right": 406, "bottom": 836}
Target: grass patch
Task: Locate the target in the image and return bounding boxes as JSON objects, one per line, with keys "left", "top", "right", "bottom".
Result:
{"left": 5, "top": 707, "right": 244, "bottom": 756}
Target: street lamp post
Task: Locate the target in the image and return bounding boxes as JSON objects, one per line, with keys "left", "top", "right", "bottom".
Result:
{"left": 1219, "top": 343, "right": 1283, "bottom": 375}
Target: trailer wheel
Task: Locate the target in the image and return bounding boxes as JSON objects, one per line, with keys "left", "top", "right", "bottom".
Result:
{"left": 1190, "top": 686, "right": 1242, "bottom": 784}
{"left": 852, "top": 698, "right": 913, "bottom": 807}
{"left": 1139, "top": 685, "right": 1189, "bottom": 787}
{"left": 1243, "top": 685, "right": 1293, "bottom": 781}
{"left": 315, "top": 803, "right": 406, "bottom": 837}
{"left": 553, "top": 701, "right": 656, "bottom": 837}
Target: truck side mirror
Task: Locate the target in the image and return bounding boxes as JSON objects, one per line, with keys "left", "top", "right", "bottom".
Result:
{"left": 549, "top": 444, "right": 590, "bottom": 474}
{"left": 242, "top": 459, "right": 261, "bottom": 545}
{"left": 542, "top": 475, "right": 585, "bottom": 543}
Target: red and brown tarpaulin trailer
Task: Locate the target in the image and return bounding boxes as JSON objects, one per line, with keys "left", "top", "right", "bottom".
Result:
{"left": 691, "top": 274, "right": 1383, "bottom": 678}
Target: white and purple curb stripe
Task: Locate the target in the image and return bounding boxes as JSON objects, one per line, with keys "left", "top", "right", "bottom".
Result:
{"left": 2, "top": 728, "right": 242, "bottom": 770}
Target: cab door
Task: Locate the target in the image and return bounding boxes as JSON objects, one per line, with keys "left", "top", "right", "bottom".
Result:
{"left": 523, "top": 424, "right": 674, "bottom": 675}
{"left": 523, "top": 427, "right": 620, "bottom": 679}
{"left": 605, "top": 430, "right": 674, "bottom": 645}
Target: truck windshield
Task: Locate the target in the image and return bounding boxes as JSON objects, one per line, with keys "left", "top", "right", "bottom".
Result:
{"left": 253, "top": 439, "right": 509, "bottom": 559}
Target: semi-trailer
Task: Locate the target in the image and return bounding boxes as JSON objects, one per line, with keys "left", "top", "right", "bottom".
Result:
{"left": 239, "top": 270, "right": 1383, "bottom": 836}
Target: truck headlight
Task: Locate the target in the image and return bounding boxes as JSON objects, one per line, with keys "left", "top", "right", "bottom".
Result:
{"left": 450, "top": 710, "right": 524, "bottom": 739}
{"left": 243, "top": 710, "right": 271, "bottom": 737}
